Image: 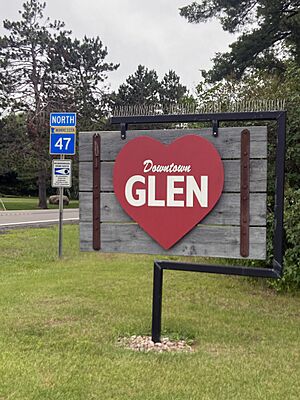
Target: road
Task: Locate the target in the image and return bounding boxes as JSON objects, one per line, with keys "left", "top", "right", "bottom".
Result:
{"left": 0, "top": 208, "right": 79, "bottom": 229}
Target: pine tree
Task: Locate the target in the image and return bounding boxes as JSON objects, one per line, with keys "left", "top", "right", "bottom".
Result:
{"left": 180, "top": 0, "right": 300, "bottom": 81}
{"left": 0, "top": 0, "right": 118, "bottom": 207}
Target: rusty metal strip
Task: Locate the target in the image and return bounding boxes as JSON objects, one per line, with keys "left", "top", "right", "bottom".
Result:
{"left": 93, "top": 134, "right": 101, "bottom": 250}
{"left": 240, "top": 129, "right": 250, "bottom": 257}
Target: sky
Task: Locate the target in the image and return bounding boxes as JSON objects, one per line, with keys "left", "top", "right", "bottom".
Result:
{"left": 0, "top": 0, "right": 235, "bottom": 93}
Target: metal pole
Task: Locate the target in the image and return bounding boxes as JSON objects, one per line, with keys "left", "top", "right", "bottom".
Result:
{"left": 151, "top": 262, "right": 163, "bottom": 343}
{"left": 58, "top": 154, "right": 64, "bottom": 258}
{"left": 273, "top": 111, "right": 286, "bottom": 269}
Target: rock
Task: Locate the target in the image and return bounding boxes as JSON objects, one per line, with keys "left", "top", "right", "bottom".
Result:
{"left": 118, "top": 335, "right": 194, "bottom": 353}
{"left": 49, "top": 195, "right": 69, "bottom": 206}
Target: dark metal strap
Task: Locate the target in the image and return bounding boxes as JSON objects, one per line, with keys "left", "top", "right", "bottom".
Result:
{"left": 93, "top": 134, "right": 101, "bottom": 250}
{"left": 151, "top": 259, "right": 280, "bottom": 343}
{"left": 240, "top": 129, "right": 250, "bottom": 257}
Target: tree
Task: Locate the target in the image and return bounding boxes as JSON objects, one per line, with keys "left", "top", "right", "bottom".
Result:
{"left": 180, "top": 0, "right": 300, "bottom": 81}
{"left": 195, "top": 62, "right": 300, "bottom": 290}
{"left": 159, "top": 70, "right": 188, "bottom": 112}
{"left": 47, "top": 34, "right": 118, "bottom": 130}
{"left": 113, "top": 66, "right": 189, "bottom": 111}
{"left": 0, "top": 0, "right": 118, "bottom": 207}
{"left": 114, "top": 65, "right": 160, "bottom": 106}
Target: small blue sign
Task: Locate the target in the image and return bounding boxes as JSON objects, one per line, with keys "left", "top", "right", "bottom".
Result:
{"left": 50, "top": 133, "right": 76, "bottom": 155}
{"left": 50, "top": 113, "right": 76, "bottom": 127}
{"left": 54, "top": 167, "right": 70, "bottom": 175}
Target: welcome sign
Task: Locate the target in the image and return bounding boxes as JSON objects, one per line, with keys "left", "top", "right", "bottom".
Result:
{"left": 113, "top": 135, "right": 224, "bottom": 249}
{"left": 79, "top": 127, "right": 267, "bottom": 259}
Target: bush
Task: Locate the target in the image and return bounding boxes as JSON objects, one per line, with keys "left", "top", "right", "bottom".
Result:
{"left": 268, "top": 188, "right": 300, "bottom": 291}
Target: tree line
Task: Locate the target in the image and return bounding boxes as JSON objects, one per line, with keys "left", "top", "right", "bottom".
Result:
{"left": 0, "top": 1, "right": 192, "bottom": 207}
{"left": 0, "top": 0, "right": 299, "bottom": 288}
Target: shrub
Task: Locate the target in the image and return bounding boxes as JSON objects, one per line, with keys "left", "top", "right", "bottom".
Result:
{"left": 268, "top": 188, "right": 300, "bottom": 291}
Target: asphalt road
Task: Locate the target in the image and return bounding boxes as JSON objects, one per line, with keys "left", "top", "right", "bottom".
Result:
{"left": 0, "top": 208, "right": 79, "bottom": 229}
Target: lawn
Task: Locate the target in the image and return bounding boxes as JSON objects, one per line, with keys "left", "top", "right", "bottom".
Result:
{"left": 0, "top": 197, "right": 78, "bottom": 210}
{"left": 0, "top": 225, "right": 299, "bottom": 399}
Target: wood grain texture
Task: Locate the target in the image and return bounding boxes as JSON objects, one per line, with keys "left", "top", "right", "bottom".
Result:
{"left": 79, "top": 126, "right": 268, "bottom": 258}
{"left": 79, "top": 127, "right": 267, "bottom": 162}
{"left": 80, "top": 222, "right": 266, "bottom": 259}
{"left": 79, "top": 159, "right": 267, "bottom": 193}
{"left": 79, "top": 192, "right": 267, "bottom": 226}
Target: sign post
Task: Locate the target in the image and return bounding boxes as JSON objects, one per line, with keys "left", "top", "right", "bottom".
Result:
{"left": 59, "top": 157, "right": 64, "bottom": 258}
{"left": 50, "top": 112, "right": 76, "bottom": 258}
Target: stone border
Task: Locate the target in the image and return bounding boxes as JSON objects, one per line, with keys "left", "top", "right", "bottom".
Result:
{"left": 117, "top": 335, "right": 194, "bottom": 353}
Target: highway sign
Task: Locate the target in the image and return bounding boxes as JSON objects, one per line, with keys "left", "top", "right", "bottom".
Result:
{"left": 50, "top": 133, "right": 76, "bottom": 155}
{"left": 52, "top": 160, "right": 72, "bottom": 188}
{"left": 49, "top": 113, "right": 77, "bottom": 257}
{"left": 50, "top": 113, "right": 76, "bottom": 127}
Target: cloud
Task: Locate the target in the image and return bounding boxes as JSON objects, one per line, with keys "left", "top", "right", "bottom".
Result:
{"left": 0, "top": 0, "right": 235, "bottom": 91}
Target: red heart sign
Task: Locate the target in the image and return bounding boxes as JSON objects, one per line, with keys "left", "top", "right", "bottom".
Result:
{"left": 113, "top": 135, "right": 224, "bottom": 249}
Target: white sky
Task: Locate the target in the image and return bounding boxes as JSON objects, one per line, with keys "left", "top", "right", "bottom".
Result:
{"left": 0, "top": 0, "right": 235, "bottom": 93}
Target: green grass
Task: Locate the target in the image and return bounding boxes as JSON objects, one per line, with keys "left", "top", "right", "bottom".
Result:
{"left": 0, "top": 225, "right": 299, "bottom": 399}
{"left": 0, "top": 197, "right": 78, "bottom": 210}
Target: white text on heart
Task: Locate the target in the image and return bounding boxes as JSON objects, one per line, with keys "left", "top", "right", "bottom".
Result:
{"left": 143, "top": 159, "right": 191, "bottom": 173}
{"left": 125, "top": 175, "right": 208, "bottom": 208}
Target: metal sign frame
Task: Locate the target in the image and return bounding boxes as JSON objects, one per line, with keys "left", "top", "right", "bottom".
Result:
{"left": 111, "top": 110, "right": 286, "bottom": 342}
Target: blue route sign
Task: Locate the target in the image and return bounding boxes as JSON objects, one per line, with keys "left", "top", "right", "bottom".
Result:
{"left": 50, "top": 133, "right": 76, "bottom": 155}
{"left": 50, "top": 113, "right": 76, "bottom": 127}
{"left": 50, "top": 113, "right": 77, "bottom": 155}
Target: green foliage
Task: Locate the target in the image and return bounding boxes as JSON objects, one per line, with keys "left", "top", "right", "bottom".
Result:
{"left": 115, "top": 65, "right": 160, "bottom": 106}
{"left": 113, "top": 65, "right": 189, "bottom": 109}
{"left": 269, "top": 188, "right": 300, "bottom": 291}
{"left": 159, "top": 70, "right": 188, "bottom": 110}
{"left": 48, "top": 34, "right": 119, "bottom": 130}
{"left": 0, "top": 0, "right": 118, "bottom": 206}
{"left": 195, "top": 62, "right": 300, "bottom": 190}
{"left": 195, "top": 62, "right": 300, "bottom": 290}
{"left": 180, "top": 0, "right": 300, "bottom": 81}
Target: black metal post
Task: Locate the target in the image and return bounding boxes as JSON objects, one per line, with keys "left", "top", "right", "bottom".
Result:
{"left": 151, "top": 262, "right": 163, "bottom": 343}
{"left": 273, "top": 112, "right": 286, "bottom": 269}
{"left": 151, "top": 259, "right": 281, "bottom": 343}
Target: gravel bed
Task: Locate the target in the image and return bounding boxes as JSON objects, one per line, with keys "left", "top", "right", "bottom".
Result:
{"left": 118, "top": 335, "right": 194, "bottom": 353}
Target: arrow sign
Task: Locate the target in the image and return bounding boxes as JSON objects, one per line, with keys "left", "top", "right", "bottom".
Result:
{"left": 54, "top": 168, "right": 70, "bottom": 175}
{"left": 52, "top": 160, "right": 72, "bottom": 188}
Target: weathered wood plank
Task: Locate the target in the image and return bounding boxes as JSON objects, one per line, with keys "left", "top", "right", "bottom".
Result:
{"left": 79, "top": 192, "right": 266, "bottom": 226}
{"left": 79, "top": 127, "right": 267, "bottom": 162}
{"left": 80, "top": 222, "right": 266, "bottom": 259}
{"left": 79, "top": 159, "right": 267, "bottom": 193}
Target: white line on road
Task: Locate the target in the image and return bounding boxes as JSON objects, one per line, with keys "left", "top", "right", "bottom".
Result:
{"left": 0, "top": 217, "right": 79, "bottom": 227}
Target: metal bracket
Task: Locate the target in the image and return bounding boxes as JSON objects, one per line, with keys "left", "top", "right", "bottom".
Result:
{"left": 212, "top": 119, "right": 219, "bottom": 137}
{"left": 93, "top": 133, "right": 101, "bottom": 250}
{"left": 121, "top": 123, "right": 127, "bottom": 140}
{"left": 240, "top": 129, "right": 250, "bottom": 257}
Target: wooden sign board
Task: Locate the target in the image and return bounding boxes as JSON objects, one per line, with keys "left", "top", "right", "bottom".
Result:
{"left": 79, "top": 127, "right": 267, "bottom": 260}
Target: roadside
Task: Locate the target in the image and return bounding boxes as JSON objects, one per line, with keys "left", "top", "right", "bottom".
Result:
{"left": 0, "top": 196, "right": 79, "bottom": 211}
{"left": 0, "top": 208, "right": 79, "bottom": 229}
